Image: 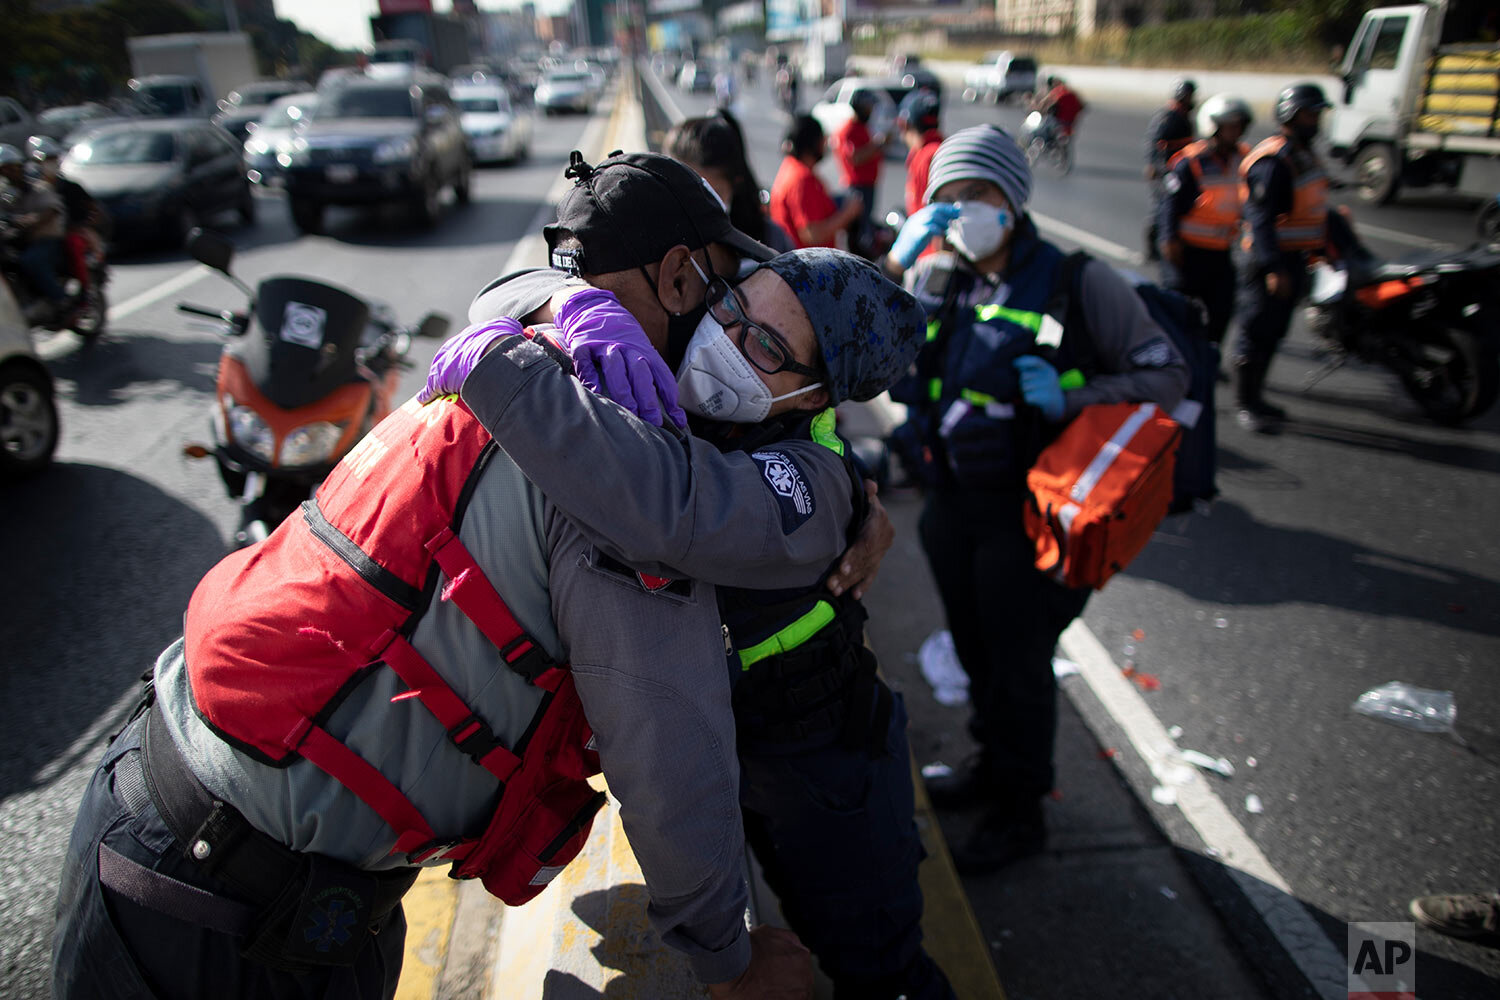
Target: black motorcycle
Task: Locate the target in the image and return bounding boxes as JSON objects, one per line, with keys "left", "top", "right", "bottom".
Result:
{"left": 178, "top": 229, "right": 448, "bottom": 546}
{"left": 1304, "top": 242, "right": 1500, "bottom": 424}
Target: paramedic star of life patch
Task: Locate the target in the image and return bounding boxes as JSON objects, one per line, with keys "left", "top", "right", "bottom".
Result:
{"left": 751, "top": 450, "right": 815, "bottom": 533}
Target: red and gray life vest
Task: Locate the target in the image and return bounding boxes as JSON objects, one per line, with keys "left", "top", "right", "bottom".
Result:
{"left": 182, "top": 394, "right": 604, "bottom": 905}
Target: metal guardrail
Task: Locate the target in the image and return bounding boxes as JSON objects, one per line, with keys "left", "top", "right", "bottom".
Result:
{"left": 635, "top": 57, "right": 685, "bottom": 153}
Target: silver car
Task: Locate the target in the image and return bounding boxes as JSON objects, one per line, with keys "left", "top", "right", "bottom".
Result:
{"left": 453, "top": 82, "right": 532, "bottom": 164}
{"left": 534, "top": 70, "right": 593, "bottom": 116}
{"left": 242, "top": 91, "right": 318, "bottom": 187}
{"left": 0, "top": 275, "right": 58, "bottom": 480}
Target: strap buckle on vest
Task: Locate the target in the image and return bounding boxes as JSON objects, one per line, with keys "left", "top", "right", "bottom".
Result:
{"left": 500, "top": 635, "right": 554, "bottom": 683}
{"left": 407, "top": 837, "right": 466, "bottom": 866}
{"left": 447, "top": 713, "right": 503, "bottom": 764}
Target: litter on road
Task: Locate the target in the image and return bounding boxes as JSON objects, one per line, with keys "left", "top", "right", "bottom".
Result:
{"left": 918, "top": 629, "right": 969, "bottom": 705}
{"left": 1175, "top": 748, "right": 1235, "bottom": 778}
{"left": 1351, "top": 681, "right": 1458, "bottom": 734}
{"left": 1151, "top": 786, "right": 1179, "bottom": 805}
{"left": 1245, "top": 794, "right": 1265, "bottom": 814}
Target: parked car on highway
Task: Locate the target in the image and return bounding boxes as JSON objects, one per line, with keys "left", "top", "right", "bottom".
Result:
{"left": 452, "top": 82, "right": 531, "bottom": 164}
{"left": 0, "top": 274, "right": 58, "bottom": 480}
{"left": 281, "top": 77, "right": 471, "bottom": 232}
{"left": 963, "top": 51, "right": 1037, "bottom": 105}
{"left": 35, "top": 103, "right": 119, "bottom": 143}
{"left": 534, "top": 69, "right": 593, "bottom": 115}
{"left": 811, "top": 78, "right": 902, "bottom": 155}
{"left": 62, "top": 119, "right": 253, "bottom": 248}
{"left": 242, "top": 91, "right": 318, "bottom": 187}
{"left": 213, "top": 79, "right": 311, "bottom": 143}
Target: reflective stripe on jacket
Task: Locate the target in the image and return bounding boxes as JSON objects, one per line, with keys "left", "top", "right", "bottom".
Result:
{"left": 1171, "top": 139, "right": 1248, "bottom": 250}
{"left": 1239, "top": 135, "right": 1328, "bottom": 252}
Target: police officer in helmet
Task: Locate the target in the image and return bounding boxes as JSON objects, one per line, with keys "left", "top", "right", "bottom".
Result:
{"left": 1234, "top": 82, "right": 1332, "bottom": 433}
{"left": 1143, "top": 77, "right": 1197, "bottom": 261}
{"left": 1157, "top": 94, "right": 1253, "bottom": 346}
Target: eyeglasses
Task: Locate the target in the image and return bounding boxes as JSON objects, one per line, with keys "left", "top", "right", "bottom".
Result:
{"left": 705, "top": 276, "right": 822, "bottom": 379}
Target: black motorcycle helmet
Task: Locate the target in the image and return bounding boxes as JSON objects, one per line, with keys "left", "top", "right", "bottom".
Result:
{"left": 1171, "top": 77, "right": 1197, "bottom": 104}
{"left": 1275, "top": 82, "right": 1331, "bottom": 125}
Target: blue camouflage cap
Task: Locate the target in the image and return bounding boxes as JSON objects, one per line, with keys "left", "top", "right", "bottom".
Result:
{"left": 755, "top": 248, "right": 925, "bottom": 406}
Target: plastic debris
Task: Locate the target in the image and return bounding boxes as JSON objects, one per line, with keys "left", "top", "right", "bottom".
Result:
{"left": 920, "top": 762, "right": 954, "bottom": 780}
{"left": 1052, "top": 656, "right": 1080, "bottom": 679}
{"left": 1245, "top": 756, "right": 1258, "bottom": 768}
{"left": 918, "top": 630, "right": 969, "bottom": 706}
{"left": 1160, "top": 886, "right": 1178, "bottom": 901}
{"left": 1167, "top": 725, "right": 1184, "bottom": 740}
{"left": 1204, "top": 846, "right": 1222, "bottom": 859}
{"left": 1121, "top": 664, "right": 1162, "bottom": 691}
{"left": 1351, "top": 682, "right": 1457, "bottom": 734}
{"left": 1099, "top": 747, "right": 1119, "bottom": 759}
{"left": 1151, "top": 785, "right": 1178, "bottom": 805}
{"left": 1175, "top": 748, "right": 1235, "bottom": 778}
{"left": 1214, "top": 617, "right": 1229, "bottom": 629}
{"left": 1245, "top": 794, "right": 1264, "bottom": 814}
{"left": 1132, "top": 628, "right": 1146, "bottom": 641}
{"left": 1122, "top": 643, "right": 1137, "bottom": 657}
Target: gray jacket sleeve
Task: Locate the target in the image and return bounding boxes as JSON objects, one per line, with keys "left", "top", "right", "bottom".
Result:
{"left": 1062, "top": 260, "right": 1190, "bottom": 419}
{"left": 461, "top": 337, "right": 853, "bottom": 591}
{"left": 545, "top": 504, "right": 750, "bottom": 985}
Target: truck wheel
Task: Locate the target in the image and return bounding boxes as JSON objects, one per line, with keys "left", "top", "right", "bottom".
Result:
{"left": 1353, "top": 144, "right": 1401, "bottom": 205}
{"left": 290, "top": 198, "right": 323, "bottom": 234}
{"left": 0, "top": 361, "right": 59, "bottom": 481}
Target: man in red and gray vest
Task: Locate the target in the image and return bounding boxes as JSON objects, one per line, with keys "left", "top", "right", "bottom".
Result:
{"left": 50, "top": 154, "right": 920, "bottom": 1000}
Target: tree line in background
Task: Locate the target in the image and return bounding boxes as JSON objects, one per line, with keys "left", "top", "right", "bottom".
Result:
{"left": 2, "top": 0, "right": 356, "bottom": 109}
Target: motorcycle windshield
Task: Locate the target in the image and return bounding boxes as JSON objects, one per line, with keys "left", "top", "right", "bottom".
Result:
{"left": 240, "top": 277, "right": 372, "bottom": 410}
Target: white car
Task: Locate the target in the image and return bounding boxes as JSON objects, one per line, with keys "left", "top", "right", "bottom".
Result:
{"left": 810, "top": 78, "right": 901, "bottom": 155}
{"left": 0, "top": 275, "right": 59, "bottom": 480}
{"left": 534, "top": 70, "right": 593, "bottom": 115}
{"left": 452, "top": 82, "right": 532, "bottom": 163}
{"left": 242, "top": 91, "right": 318, "bottom": 186}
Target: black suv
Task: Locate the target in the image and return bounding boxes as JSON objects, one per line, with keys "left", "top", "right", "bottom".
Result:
{"left": 282, "top": 76, "right": 471, "bottom": 232}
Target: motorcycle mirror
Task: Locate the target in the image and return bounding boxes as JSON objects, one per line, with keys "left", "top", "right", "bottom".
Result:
{"left": 416, "top": 312, "right": 451, "bottom": 339}
{"left": 188, "top": 228, "right": 235, "bottom": 275}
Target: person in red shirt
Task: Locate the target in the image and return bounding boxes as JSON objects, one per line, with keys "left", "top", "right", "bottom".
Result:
{"left": 1036, "top": 76, "right": 1085, "bottom": 137}
{"left": 832, "top": 90, "right": 886, "bottom": 244}
{"left": 770, "top": 115, "right": 864, "bottom": 249}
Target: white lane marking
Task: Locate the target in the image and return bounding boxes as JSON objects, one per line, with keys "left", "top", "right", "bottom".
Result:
{"left": 1352, "top": 220, "right": 1448, "bottom": 249}
{"left": 107, "top": 264, "right": 211, "bottom": 322}
{"left": 1060, "top": 620, "right": 1361, "bottom": 1000}
{"left": 1030, "top": 211, "right": 1143, "bottom": 265}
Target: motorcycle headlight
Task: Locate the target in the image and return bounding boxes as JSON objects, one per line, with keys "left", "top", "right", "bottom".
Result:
{"left": 279, "top": 421, "right": 346, "bottom": 468}
{"left": 227, "top": 404, "right": 275, "bottom": 462}
{"left": 373, "top": 137, "right": 416, "bottom": 164}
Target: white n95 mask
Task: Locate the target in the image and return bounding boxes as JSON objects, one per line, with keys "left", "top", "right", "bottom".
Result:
{"left": 676, "top": 313, "right": 822, "bottom": 423}
{"left": 947, "top": 202, "right": 1013, "bottom": 262}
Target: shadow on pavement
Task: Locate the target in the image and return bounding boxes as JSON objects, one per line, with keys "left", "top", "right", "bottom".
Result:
{"left": 537, "top": 884, "right": 700, "bottom": 998}
{"left": 39, "top": 328, "right": 222, "bottom": 406}
{"left": 1125, "top": 500, "right": 1500, "bottom": 638}
{"left": 0, "top": 463, "right": 223, "bottom": 801}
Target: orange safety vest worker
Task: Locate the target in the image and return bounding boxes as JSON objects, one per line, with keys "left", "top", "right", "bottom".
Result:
{"left": 1238, "top": 134, "right": 1329, "bottom": 252}
{"left": 1169, "top": 138, "right": 1249, "bottom": 251}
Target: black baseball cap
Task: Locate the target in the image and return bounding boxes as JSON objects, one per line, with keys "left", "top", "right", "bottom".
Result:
{"left": 543, "top": 150, "right": 775, "bottom": 274}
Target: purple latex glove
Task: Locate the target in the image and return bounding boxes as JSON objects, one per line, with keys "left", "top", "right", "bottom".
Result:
{"left": 555, "top": 287, "right": 687, "bottom": 429}
{"left": 418, "top": 317, "right": 523, "bottom": 404}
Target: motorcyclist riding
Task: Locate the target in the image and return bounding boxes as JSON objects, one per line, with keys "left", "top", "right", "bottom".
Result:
{"left": 28, "top": 135, "right": 104, "bottom": 298}
{"left": 0, "top": 142, "right": 67, "bottom": 323}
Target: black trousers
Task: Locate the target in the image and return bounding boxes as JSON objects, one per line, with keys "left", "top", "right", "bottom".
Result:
{"left": 1160, "top": 244, "right": 1237, "bottom": 344}
{"left": 918, "top": 488, "right": 1091, "bottom": 811}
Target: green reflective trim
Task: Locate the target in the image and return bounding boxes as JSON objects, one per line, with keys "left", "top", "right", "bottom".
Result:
{"left": 960, "top": 388, "right": 998, "bottom": 405}
{"left": 925, "top": 318, "right": 941, "bottom": 342}
{"left": 1059, "top": 368, "right": 1086, "bottom": 390}
{"left": 809, "top": 408, "right": 844, "bottom": 456}
{"left": 928, "top": 378, "right": 943, "bottom": 401}
{"left": 975, "top": 304, "right": 1044, "bottom": 332}
{"left": 738, "top": 601, "right": 837, "bottom": 670}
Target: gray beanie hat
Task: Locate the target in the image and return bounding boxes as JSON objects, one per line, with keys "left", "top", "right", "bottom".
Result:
{"left": 757, "top": 248, "right": 925, "bottom": 406}
{"left": 922, "top": 124, "right": 1033, "bottom": 211}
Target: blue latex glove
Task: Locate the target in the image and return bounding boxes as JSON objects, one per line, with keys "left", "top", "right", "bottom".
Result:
{"left": 889, "top": 203, "right": 961, "bottom": 270}
{"left": 418, "top": 317, "right": 523, "bottom": 404}
{"left": 555, "top": 287, "right": 686, "bottom": 428}
{"left": 1013, "top": 355, "right": 1066, "bottom": 421}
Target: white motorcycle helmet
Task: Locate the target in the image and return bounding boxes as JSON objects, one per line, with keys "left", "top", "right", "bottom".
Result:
{"left": 1197, "top": 94, "right": 1253, "bottom": 138}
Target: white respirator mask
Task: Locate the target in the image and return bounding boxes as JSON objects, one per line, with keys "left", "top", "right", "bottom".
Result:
{"left": 676, "top": 312, "right": 822, "bottom": 423}
{"left": 946, "top": 201, "right": 1014, "bottom": 263}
